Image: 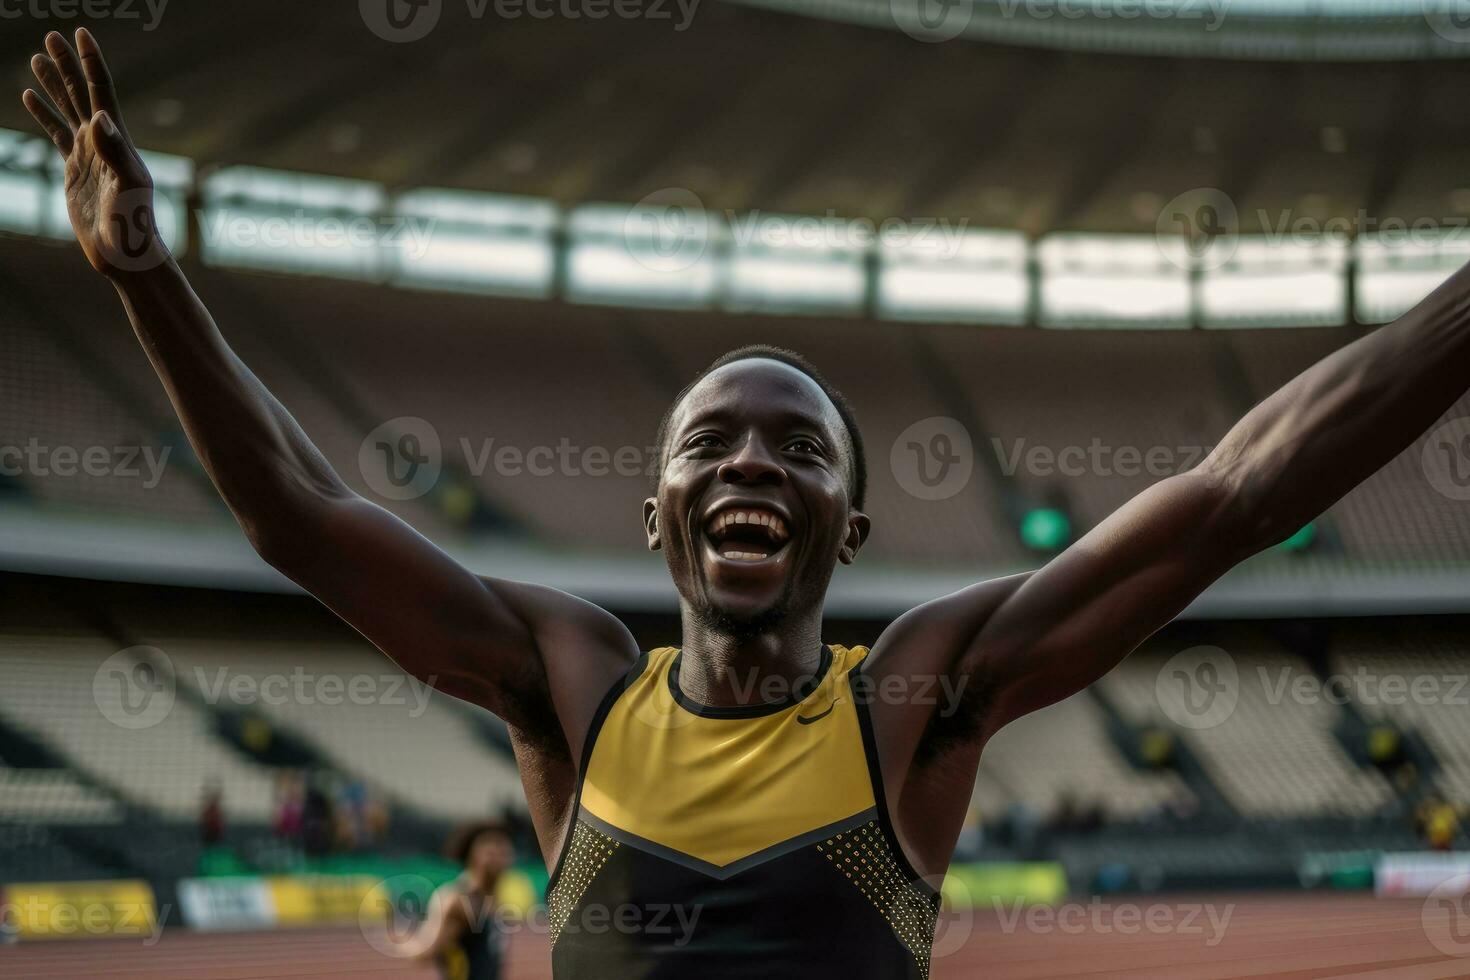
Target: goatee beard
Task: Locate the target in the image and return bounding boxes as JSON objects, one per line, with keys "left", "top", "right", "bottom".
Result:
{"left": 700, "top": 598, "right": 792, "bottom": 643}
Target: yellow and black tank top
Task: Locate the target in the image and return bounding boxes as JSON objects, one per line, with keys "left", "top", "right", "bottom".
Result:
{"left": 545, "top": 644, "right": 940, "bottom": 980}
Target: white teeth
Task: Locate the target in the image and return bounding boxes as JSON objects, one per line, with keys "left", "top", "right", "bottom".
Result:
{"left": 707, "top": 507, "right": 791, "bottom": 545}
{"left": 725, "top": 550, "right": 771, "bottom": 561}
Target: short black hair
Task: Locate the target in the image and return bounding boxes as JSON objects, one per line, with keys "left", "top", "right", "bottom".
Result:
{"left": 653, "top": 345, "right": 867, "bottom": 510}
{"left": 443, "top": 820, "right": 512, "bottom": 866}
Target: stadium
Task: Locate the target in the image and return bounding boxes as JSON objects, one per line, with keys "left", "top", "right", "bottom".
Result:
{"left": 7, "top": 0, "right": 1470, "bottom": 976}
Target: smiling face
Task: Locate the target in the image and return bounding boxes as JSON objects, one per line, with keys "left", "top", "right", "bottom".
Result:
{"left": 646, "top": 358, "right": 869, "bottom": 634}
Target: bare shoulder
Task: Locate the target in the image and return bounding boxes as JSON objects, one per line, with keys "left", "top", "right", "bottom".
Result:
{"left": 484, "top": 578, "right": 640, "bottom": 755}
{"left": 858, "top": 572, "right": 1036, "bottom": 879}
{"left": 859, "top": 572, "right": 1034, "bottom": 791}
{"left": 865, "top": 571, "right": 1034, "bottom": 681}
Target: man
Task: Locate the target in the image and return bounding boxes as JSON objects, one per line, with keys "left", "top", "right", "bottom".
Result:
{"left": 382, "top": 822, "right": 514, "bottom": 980}
{"left": 20, "top": 28, "right": 1470, "bottom": 978}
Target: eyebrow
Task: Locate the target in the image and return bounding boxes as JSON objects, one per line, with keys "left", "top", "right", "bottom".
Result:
{"left": 676, "top": 404, "right": 838, "bottom": 442}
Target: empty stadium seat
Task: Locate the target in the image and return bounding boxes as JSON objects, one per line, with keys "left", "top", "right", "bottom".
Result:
{"left": 0, "top": 631, "right": 278, "bottom": 821}
{"left": 122, "top": 629, "right": 524, "bottom": 823}
{"left": 1102, "top": 632, "right": 1394, "bottom": 818}
{"left": 978, "top": 691, "right": 1191, "bottom": 821}
{"left": 1332, "top": 623, "right": 1470, "bottom": 803}
{"left": 0, "top": 767, "right": 121, "bottom": 824}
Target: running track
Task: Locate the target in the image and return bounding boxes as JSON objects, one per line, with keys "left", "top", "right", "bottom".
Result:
{"left": 4, "top": 894, "right": 1468, "bottom": 979}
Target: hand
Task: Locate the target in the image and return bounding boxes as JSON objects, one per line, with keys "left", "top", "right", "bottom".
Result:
{"left": 22, "top": 29, "right": 165, "bottom": 277}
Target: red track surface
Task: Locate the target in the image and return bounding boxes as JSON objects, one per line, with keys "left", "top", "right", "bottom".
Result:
{"left": 3, "top": 894, "right": 1468, "bottom": 979}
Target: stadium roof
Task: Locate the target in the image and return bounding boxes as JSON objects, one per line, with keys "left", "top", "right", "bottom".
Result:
{"left": 4, "top": 1, "right": 1470, "bottom": 239}
{"left": 743, "top": 0, "right": 1470, "bottom": 61}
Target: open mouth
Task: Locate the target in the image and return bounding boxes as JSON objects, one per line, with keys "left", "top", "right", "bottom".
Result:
{"left": 703, "top": 506, "right": 793, "bottom": 563}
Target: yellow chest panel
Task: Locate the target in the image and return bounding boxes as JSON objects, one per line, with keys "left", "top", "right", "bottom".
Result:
{"left": 579, "top": 645, "right": 877, "bottom": 870}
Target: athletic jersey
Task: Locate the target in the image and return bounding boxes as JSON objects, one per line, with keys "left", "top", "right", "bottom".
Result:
{"left": 436, "top": 880, "right": 504, "bottom": 980}
{"left": 546, "top": 644, "right": 940, "bottom": 980}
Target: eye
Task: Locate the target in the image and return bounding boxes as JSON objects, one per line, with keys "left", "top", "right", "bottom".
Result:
{"left": 684, "top": 432, "right": 725, "bottom": 453}
{"left": 786, "top": 438, "right": 823, "bottom": 456}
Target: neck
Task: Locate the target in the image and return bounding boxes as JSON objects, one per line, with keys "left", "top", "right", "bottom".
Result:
{"left": 676, "top": 606, "right": 825, "bottom": 707}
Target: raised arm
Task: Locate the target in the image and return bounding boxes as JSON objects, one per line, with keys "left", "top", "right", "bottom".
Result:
{"left": 377, "top": 883, "right": 470, "bottom": 964}
{"left": 19, "top": 30, "right": 636, "bottom": 739}
{"left": 874, "top": 254, "right": 1470, "bottom": 763}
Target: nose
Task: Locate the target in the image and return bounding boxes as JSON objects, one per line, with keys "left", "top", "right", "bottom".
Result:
{"left": 717, "top": 435, "right": 786, "bottom": 487}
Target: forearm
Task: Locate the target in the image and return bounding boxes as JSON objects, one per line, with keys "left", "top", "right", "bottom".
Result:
{"left": 109, "top": 259, "right": 346, "bottom": 547}
{"left": 1209, "top": 260, "right": 1470, "bottom": 548}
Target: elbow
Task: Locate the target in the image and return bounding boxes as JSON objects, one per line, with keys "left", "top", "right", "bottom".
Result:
{"left": 1233, "top": 511, "right": 1304, "bottom": 557}
{"left": 239, "top": 510, "right": 299, "bottom": 573}
{"left": 235, "top": 486, "right": 333, "bottom": 572}
{"left": 1194, "top": 457, "right": 1300, "bottom": 558}
{"left": 222, "top": 457, "right": 350, "bottom": 569}
{"left": 241, "top": 514, "right": 292, "bottom": 570}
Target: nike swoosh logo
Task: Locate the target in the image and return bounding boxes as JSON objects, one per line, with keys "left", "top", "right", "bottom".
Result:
{"left": 796, "top": 698, "right": 842, "bottom": 725}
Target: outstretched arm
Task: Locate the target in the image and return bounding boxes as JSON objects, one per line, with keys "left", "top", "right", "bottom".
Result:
{"left": 19, "top": 30, "right": 637, "bottom": 737}
{"left": 379, "top": 883, "right": 469, "bottom": 964}
{"left": 876, "top": 256, "right": 1470, "bottom": 754}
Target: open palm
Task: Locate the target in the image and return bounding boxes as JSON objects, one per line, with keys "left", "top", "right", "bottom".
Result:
{"left": 22, "top": 29, "right": 161, "bottom": 277}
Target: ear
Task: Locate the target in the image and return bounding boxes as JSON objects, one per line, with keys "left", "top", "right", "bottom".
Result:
{"left": 643, "top": 498, "right": 662, "bottom": 551}
{"left": 838, "top": 510, "right": 870, "bottom": 565}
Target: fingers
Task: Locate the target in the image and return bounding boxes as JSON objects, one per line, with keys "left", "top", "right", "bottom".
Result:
{"left": 75, "top": 28, "right": 122, "bottom": 127}
{"left": 90, "top": 110, "right": 144, "bottom": 182}
{"left": 22, "top": 89, "right": 74, "bottom": 156}
{"left": 43, "top": 31, "right": 91, "bottom": 125}
{"left": 30, "top": 53, "right": 79, "bottom": 129}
